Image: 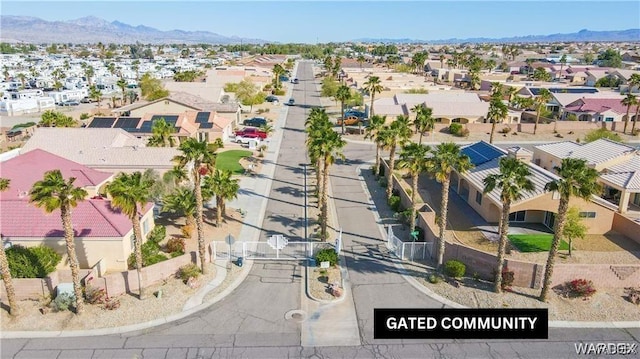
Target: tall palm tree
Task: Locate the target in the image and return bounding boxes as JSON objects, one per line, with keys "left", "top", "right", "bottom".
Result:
{"left": 305, "top": 108, "right": 331, "bottom": 201}
{"left": 272, "top": 64, "right": 285, "bottom": 90}
{"left": 505, "top": 86, "right": 518, "bottom": 106}
{"left": 106, "top": 172, "right": 153, "bottom": 299}
{"left": 483, "top": 157, "right": 534, "bottom": 293}
{"left": 148, "top": 118, "right": 176, "bottom": 147}
{"left": 364, "top": 76, "right": 383, "bottom": 117}
{"left": 488, "top": 97, "right": 508, "bottom": 144}
{"left": 173, "top": 138, "right": 221, "bottom": 274}
{"left": 319, "top": 130, "right": 345, "bottom": 239}
{"left": 356, "top": 54, "right": 366, "bottom": 70}
{"left": 621, "top": 94, "right": 637, "bottom": 134}
{"left": 364, "top": 115, "right": 387, "bottom": 176}
{"left": 30, "top": 170, "right": 87, "bottom": 314}
{"left": 539, "top": 158, "right": 600, "bottom": 302}
{"left": 628, "top": 74, "right": 640, "bottom": 134}
{"left": 83, "top": 64, "right": 95, "bottom": 87}
{"left": 379, "top": 115, "right": 413, "bottom": 201}
{"left": 533, "top": 88, "right": 552, "bottom": 135}
{"left": 116, "top": 78, "right": 127, "bottom": 106}
{"left": 204, "top": 169, "right": 240, "bottom": 226}
{"left": 89, "top": 85, "right": 102, "bottom": 108}
{"left": 396, "top": 143, "right": 430, "bottom": 234}
{"left": 162, "top": 187, "right": 196, "bottom": 227}
{"left": 412, "top": 104, "right": 435, "bottom": 144}
{"left": 0, "top": 178, "right": 18, "bottom": 316}
{"left": 335, "top": 85, "right": 352, "bottom": 135}
{"left": 427, "top": 143, "right": 473, "bottom": 270}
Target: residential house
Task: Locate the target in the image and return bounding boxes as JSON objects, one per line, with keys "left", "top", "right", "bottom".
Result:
{"left": 449, "top": 141, "right": 615, "bottom": 234}
{"left": 21, "top": 128, "right": 179, "bottom": 175}
{"left": 0, "top": 149, "right": 155, "bottom": 271}
{"left": 533, "top": 139, "right": 640, "bottom": 215}
{"left": 372, "top": 93, "right": 491, "bottom": 124}
{"left": 561, "top": 98, "right": 635, "bottom": 122}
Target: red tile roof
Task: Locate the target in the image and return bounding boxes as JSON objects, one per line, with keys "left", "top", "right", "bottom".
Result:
{"left": 564, "top": 98, "right": 632, "bottom": 115}
{"left": 0, "top": 149, "right": 112, "bottom": 200}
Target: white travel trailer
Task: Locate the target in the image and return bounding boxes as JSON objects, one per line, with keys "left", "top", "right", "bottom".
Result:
{"left": 47, "top": 89, "right": 89, "bottom": 104}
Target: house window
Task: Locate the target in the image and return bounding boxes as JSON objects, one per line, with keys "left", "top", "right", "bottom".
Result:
{"left": 142, "top": 218, "right": 150, "bottom": 236}
{"left": 552, "top": 191, "right": 560, "bottom": 200}
{"left": 475, "top": 191, "right": 483, "bottom": 205}
{"left": 544, "top": 211, "right": 555, "bottom": 229}
{"left": 605, "top": 117, "right": 614, "bottom": 122}
{"left": 578, "top": 212, "right": 596, "bottom": 218}
{"left": 509, "top": 210, "right": 526, "bottom": 222}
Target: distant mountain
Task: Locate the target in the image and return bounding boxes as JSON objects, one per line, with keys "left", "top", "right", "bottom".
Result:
{"left": 0, "top": 15, "right": 268, "bottom": 44}
{"left": 354, "top": 29, "right": 640, "bottom": 44}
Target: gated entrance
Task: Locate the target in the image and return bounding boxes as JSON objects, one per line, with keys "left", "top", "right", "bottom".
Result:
{"left": 211, "top": 234, "right": 337, "bottom": 261}
{"left": 386, "top": 225, "right": 433, "bottom": 261}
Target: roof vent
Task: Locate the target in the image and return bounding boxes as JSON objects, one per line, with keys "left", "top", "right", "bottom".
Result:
{"left": 18, "top": 190, "right": 28, "bottom": 199}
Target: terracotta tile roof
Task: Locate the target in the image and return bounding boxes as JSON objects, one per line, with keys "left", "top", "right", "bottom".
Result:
{"left": 0, "top": 149, "right": 112, "bottom": 200}
{"left": 564, "top": 98, "right": 632, "bottom": 115}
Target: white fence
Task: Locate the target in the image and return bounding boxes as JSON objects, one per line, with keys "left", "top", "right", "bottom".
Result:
{"left": 211, "top": 241, "right": 335, "bottom": 261}
{"left": 386, "top": 225, "right": 432, "bottom": 261}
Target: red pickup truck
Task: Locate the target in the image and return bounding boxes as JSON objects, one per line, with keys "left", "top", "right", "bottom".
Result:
{"left": 234, "top": 127, "right": 267, "bottom": 139}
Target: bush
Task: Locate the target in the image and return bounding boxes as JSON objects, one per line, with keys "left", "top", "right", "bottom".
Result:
{"left": 449, "top": 123, "right": 463, "bottom": 135}
{"left": 147, "top": 225, "right": 166, "bottom": 244}
{"left": 388, "top": 195, "right": 401, "bottom": 212}
{"left": 378, "top": 178, "right": 387, "bottom": 188}
{"left": 51, "top": 292, "right": 75, "bottom": 312}
{"left": 500, "top": 126, "right": 511, "bottom": 134}
{"left": 315, "top": 248, "right": 338, "bottom": 266}
{"left": 428, "top": 274, "right": 442, "bottom": 284}
{"left": 84, "top": 285, "right": 106, "bottom": 305}
{"left": 80, "top": 113, "right": 91, "bottom": 120}
{"left": 458, "top": 128, "right": 470, "bottom": 138}
{"left": 566, "top": 279, "right": 596, "bottom": 298}
{"left": 127, "top": 240, "right": 168, "bottom": 269}
{"left": 444, "top": 260, "right": 466, "bottom": 278}
{"left": 6, "top": 245, "right": 62, "bottom": 278}
{"left": 501, "top": 267, "right": 515, "bottom": 289}
{"left": 181, "top": 224, "right": 193, "bottom": 239}
{"left": 103, "top": 297, "right": 121, "bottom": 310}
{"left": 166, "top": 236, "right": 185, "bottom": 254}
{"left": 178, "top": 263, "right": 201, "bottom": 283}
{"left": 274, "top": 89, "right": 285, "bottom": 96}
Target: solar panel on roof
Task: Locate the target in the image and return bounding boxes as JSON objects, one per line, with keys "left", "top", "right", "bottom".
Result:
{"left": 138, "top": 121, "right": 153, "bottom": 133}
{"left": 462, "top": 142, "right": 504, "bottom": 166}
{"left": 196, "top": 112, "right": 211, "bottom": 123}
{"left": 199, "top": 123, "right": 214, "bottom": 129}
{"left": 87, "top": 117, "right": 116, "bottom": 128}
{"left": 113, "top": 117, "right": 141, "bottom": 129}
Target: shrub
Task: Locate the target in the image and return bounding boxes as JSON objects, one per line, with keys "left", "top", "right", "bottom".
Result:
{"left": 566, "top": 279, "right": 596, "bottom": 298}
{"left": 103, "top": 297, "right": 121, "bottom": 310}
{"left": 274, "top": 89, "right": 285, "bottom": 96}
{"left": 428, "top": 274, "right": 442, "bottom": 284}
{"left": 405, "top": 188, "right": 412, "bottom": 197}
{"left": 6, "top": 245, "right": 62, "bottom": 278}
{"left": 51, "top": 292, "right": 75, "bottom": 312}
{"left": 127, "top": 240, "right": 168, "bottom": 268}
{"left": 147, "top": 225, "right": 166, "bottom": 244}
{"left": 181, "top": 224, "right": 193, "bottom": 239}
{"left": 500, "top": 126, "right": 511, "bottom": 134}
{"left": 315, "top": 248, "right": 338, "bottom": 266}
{"left": 166, "top": 236, "right": 185, "bottom": 254}
{"left": 444, "top": 260, "right": 466, "bottom": 278}
{"left": 84, "top": 285, "right": 106, "bottom": 305}
{"left": 80, "top": 113, "right": 91, "bottom": 120}
{"left": 178, "top": 263, "right": 201, "bottom": 283}
{"left": 458, "top": 128, "right": 470, "bottom": 138}
{"left": 378, "top": 178, "right": 387, "bottom": 188}
{"left": 388, "top": 195, "right": 401, "bottom": 212}
{"left": 501, "top": 268, "right": 515, "bottom": 289}
{"left": 449, "top": 123, "right": 462, "bottom": 135}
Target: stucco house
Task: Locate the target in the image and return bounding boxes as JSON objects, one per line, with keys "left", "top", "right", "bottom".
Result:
{"left": 372, "top": 93, "right": 490, "bottom": 124}
{"left": 561, "top": 98, "right": 634, "bottom": 122}
{"left": 449, "top": 141, "right": 616, "bottom": 234}
{"left": 0, "top": 149, "right": 155, "bottom": 272}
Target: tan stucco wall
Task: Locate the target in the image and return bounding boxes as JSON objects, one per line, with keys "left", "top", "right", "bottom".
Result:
{"left": 130, "top": 101, "right": 196, "bottom": 117}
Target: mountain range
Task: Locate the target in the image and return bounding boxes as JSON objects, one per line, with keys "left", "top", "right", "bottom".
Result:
{"left": 353, "top": 29, "right": 640, "bottom": 44}
{"left": 1, "top": 15, "right": 638, "bottom": 45}
{"left": 0, "top": 15, "right": 267, "bottom": 44}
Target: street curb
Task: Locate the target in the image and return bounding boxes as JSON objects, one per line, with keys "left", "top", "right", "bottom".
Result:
{"left": 304, "top": 258, "right": 348, "bottom": 305}
{"left": 355, "top": 164, "right": 640, "bottom": 327}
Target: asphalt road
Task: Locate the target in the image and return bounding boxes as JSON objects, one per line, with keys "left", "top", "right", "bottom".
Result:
{"left": 2, "top": 61, "right": 638, "bottom": 359}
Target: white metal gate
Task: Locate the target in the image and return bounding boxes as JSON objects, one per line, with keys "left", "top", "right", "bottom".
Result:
{"left": 386, "top": 225, "right": 433, "bottom": 261}
{"left": 211, "top": 239, "right": 336, "bottom": 261}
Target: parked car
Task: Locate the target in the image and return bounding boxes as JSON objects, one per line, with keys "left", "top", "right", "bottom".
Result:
{"left": 287, "top": 98, "right": 295, "bottom": 106}
{"left": 336, "top": 115, "right": 362, "bottom": 126}
{"left": 80, "top": 97, "right": 92, "bottom": 103}
{"left": 234, "top": 127, "right": 268, "bottom": 139}
{"left": 292, "top": 78, "right": 299, "bottom": 84}
{"left": 265, "top": 95, "right": 279, "bottom": 103}
{"left": 344, "top": 110, "right": 366, "bottom": 119}
{"left": 243, "top": 117, "right": 267, "bottom": 127}
{"left": 61, "top": 100, "right": 80, "bottom": 106}
{"left": 234, "top": 135, "right": 261, "bottom": 144}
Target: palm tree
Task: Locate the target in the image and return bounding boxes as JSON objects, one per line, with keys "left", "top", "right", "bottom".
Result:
{"left": 364, "top": 115, "right": 387, "bottom": 176}
{"left": 558, "top": 54, "right": 567, "bottom": 80}
{"left": 0, "top": 178, "right": 18, "bottom": 316}
{"left": 83, "top": 65, "right": 95, "bottom": 87}
{"left": 427, "top": 143, "right": 473, "bottom": 270}
{"left": 272, "top": 64, "right": 285, "bottom": 90}
{"left": 259, "top": 123, "right": 274, "bottom": 137}
{"left": 30, "top": 170, "right": 88, "bottom": 314}
{"left": 357, "top": 55, "right": 366, "bottom": 70}
{"left": 305, "top": 108, "right": 331, "bottom": 199}
{"left": 148, "top": 118, "right": 176, "bottom": 147}
{"left": 89, "top": 85, "right": 102, "bottom": 108}
{"left": 379, "top": 115, "right": 413, "bottom": 201}
{"left": 318, "top": 130, "right": 345, "bottom": 239}
{"left": 488, "top": 96, "right": 508, "bottom": 144}
{"left": 162, "top": 187, "right": 196, "bottom": 228}
{"left": 173, "top": 138, "right": 221, "bottom": 274}
{"left": 539, "top": 158, "right": 600, "bottom": 302}
{"left": 505, "top": 86, "right": 518, "bottom": 106}
{"left": 335, "top": 85, "right": 352, "bottom": 135}
{"left": 628, "top": 74, "right": 640, "bottom": 134}
{"left": 116, "top": 78, "right": 127, "bottom": 106}
{"left": 106, "top": 172, "right": 153, "bottom": 299}
{"left": 396, "top": 143, "right": 430, "bottom": 234}
{"left": 533, "top": 88, "right": 552, "bottom": 135}
{"left": 621, "top": 94, "right": 637, "bottom": 134}
{"left": 16, "top": 73, "right": 27, "bottom": 90}
{"left": 204, "top": 170, "right": 240, "bottom": 226}
{"left": 483, "top": 157, "right": 534, "bottom": 293}
{"left": 364, "top": 76, "right": 383, "bottom": 117}
{"left": 412, "top": 104, "right": 435, "bottom": 144}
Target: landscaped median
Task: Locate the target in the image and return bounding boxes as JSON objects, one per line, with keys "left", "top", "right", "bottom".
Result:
{"left": 306, "top": 247, "right": 346, "bottom": 302}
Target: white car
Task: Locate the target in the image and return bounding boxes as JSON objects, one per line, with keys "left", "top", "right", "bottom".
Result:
{"left": 234, "top": 135, "right": 261, "bottom": 145}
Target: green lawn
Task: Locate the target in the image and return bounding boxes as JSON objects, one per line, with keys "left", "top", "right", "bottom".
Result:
{"left": 216, "top": 150, "right": 252, "bottom": 174}
{"left": 507, "top": 234, "right": 569, "bottom": 253}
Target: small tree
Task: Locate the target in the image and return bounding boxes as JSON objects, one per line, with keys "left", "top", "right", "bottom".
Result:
{"left": 584, "top": 128, "right": 622, "bottom": 143}
{"left": 563, "top": 207, "right": 587, "bottom": 256}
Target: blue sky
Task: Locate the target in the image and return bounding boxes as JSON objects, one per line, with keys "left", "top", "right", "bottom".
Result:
{"left": 3, "top": 1, "right": 639, "bottom": 43}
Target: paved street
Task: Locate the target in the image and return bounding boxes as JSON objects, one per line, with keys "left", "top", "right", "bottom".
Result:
{"left": 2, "top": 61, "right": 639, "bottom": 358}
